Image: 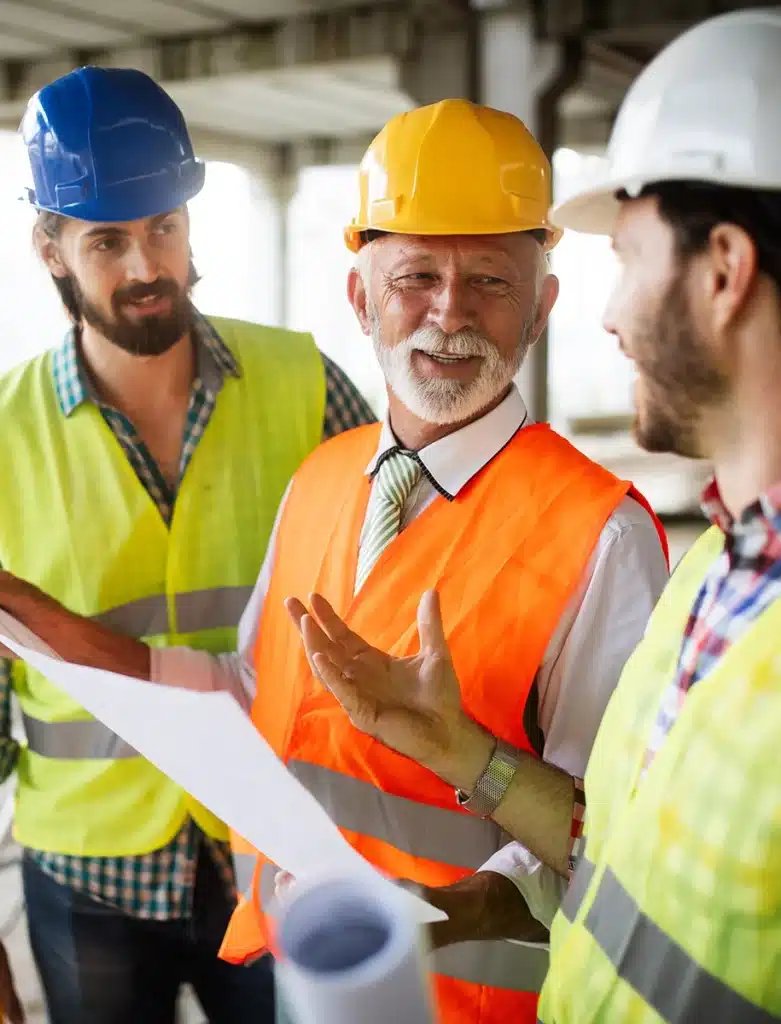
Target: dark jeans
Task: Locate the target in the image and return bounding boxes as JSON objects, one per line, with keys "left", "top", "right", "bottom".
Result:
{"left": 23, "top": 849, "right": 275, "bottom": 1024}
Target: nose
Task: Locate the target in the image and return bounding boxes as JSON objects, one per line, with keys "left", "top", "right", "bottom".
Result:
{"left": 427, "top": 278, "right": 477, "bottom": 335}
{"left": 602, "top": 283, "right": 621, "bottom": 338}
{"left": 123, "top": 239, "right": 160, "bottom": 284}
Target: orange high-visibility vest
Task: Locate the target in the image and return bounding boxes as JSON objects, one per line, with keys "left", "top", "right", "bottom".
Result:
{"left": 221, "top": 422, "right": 667, "bottom": 1023}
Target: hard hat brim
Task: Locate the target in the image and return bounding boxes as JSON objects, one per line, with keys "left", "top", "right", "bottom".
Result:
{"left": 345, "top": 223, "right": 563, "bottom": 253}
{"left": 550, "top": 180, "right": 627, "bottom": 237}
{"left": 551, "top": 168, "right": 781, "bottom": 237}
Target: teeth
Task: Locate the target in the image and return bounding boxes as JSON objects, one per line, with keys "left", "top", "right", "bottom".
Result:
{"left": 427, "top": 354, "right": 470, "bottom": 363}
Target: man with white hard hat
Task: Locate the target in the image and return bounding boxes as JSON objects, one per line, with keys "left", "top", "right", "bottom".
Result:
{"left": 285, "top": 10, "right": 781, "bottom": 1021}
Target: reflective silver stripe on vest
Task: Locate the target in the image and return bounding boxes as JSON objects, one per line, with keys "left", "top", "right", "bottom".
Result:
{"left": 433, "top": 940, "right": 549, "bottom": 993}
{"left": 561, "top": 855, "right": 596, "bottom": 922}
{"left": 88, "top": 585, "right": 253, "bottom": 640}
{"left": 23, "top": 713, "right": 138, "bottom": 760}
{"left": 92, "top": 594, "right": 169, "bottom": 637}
{"left": 233, "top": 851, "right": 258, "bottom": 898}
{"left": 175, "top": 586, "right": 254, "bottom": 635}
{"left": 585, "top": 868, "right": 778, "bottom": 1023}
{"left": 287, "top": 760, "right": 504, "bottom": 870}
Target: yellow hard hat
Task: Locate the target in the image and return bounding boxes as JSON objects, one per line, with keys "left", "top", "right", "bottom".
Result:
{"left": 345, "top": 98, "right": 561, "bottom": 253}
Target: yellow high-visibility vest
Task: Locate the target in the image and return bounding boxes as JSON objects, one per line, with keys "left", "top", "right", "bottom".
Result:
{"left": 539, "top": 525, "right": 781, "bottom": 1022}
{"left": 0, "top": 317, "right": 325, "bottom": 856}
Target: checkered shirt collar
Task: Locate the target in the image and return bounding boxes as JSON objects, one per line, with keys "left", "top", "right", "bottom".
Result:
{"left": 701, "top": 476, "right": 781, "bottom": 550}
{"left": 52, "top": 307, "right": 241, "bottom": 417}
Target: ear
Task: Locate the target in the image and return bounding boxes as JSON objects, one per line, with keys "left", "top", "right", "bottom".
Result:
{"left": 704, "top": 224, "right": 757, "bottom": 334}
{"left": 347, "top": 266, "right": 372, "bottom": 336}
{"left": 530, "top": 273, "right": 560, "bottom": 343}
{"left": 34, "top": 225, "right": 69, "bottom": 280}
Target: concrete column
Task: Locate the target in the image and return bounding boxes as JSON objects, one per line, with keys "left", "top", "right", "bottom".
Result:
{"left": 477, "top": 5, "right": 563, "bottom": 422}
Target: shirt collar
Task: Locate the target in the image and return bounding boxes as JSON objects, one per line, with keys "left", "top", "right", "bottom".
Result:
{"left": 52, "top": 306, "right": 241, "bottom": 417}
{"left": 365, "top": 385, "right": 529, "bottom": 500}
{"left": 701, "top": 476, "right": 781, "bottom": 543}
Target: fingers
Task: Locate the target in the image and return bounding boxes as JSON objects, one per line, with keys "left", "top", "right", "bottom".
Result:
{"left": 309, "top": 593, "right": 368, "bottom": 658}
{"left": 285, "top": 597, "right": 308, "bottom": 633}
{"left": 286, "top": 598, "right": 346, "bottom": 671}
{"left": 417, "top": 590, "right": 449, "bottom": 656}
{"left": 300, "top": 614, "right": 348, "bottom": 674}
{"left": 311, "top": 652, "right": 368, "bottom": 726}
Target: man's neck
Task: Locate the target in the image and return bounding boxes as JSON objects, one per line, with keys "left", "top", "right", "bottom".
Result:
{"left": 387, "top": 386, "right": 511, "bottom": 451}
{"left": 706, "top": 362, "right": 781, "bottom": 520}
{"left": 710, "top": 419, "right": 781, "bottom": 520}
{"left": 79, "top": 324, "right": 195, "bottom": 416}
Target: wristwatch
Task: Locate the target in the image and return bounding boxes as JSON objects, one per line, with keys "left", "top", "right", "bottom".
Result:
{"left": 456, "top": 739, "right": 520, "bottom": 818}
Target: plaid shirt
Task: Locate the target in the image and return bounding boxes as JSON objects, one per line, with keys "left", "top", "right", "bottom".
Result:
{"left": 0, "top": 310, "right": 375, "bottom": 920}
{"left": 568, "top": 478, "right": 781, "bottom": 872}
{"left": 642, "top": 478, "right": 781, "bottom": 774}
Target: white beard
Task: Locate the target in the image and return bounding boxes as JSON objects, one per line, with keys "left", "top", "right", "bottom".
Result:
{"left": 371, "top": 317, "right": 537, "bottom": 426}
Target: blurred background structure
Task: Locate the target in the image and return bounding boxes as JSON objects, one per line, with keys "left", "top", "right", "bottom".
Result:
{"left": 1, "top": 1, "right": 759, "bottom": 1018}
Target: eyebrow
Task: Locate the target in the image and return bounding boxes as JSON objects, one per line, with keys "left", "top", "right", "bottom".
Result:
{"left": 82, "top": 212, "right": 177, "bottom": 241}
{"left": 83, "top": 225, "right": 126, "bottom": 241}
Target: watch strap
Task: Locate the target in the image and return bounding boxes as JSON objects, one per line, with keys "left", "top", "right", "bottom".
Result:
{"left": 456, "top": 740, "right": 519, "bottom": 818}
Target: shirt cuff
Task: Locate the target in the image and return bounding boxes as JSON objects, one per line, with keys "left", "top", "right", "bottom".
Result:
{"left": 151, "top": 646, "right": 218, "bottom": 691}
{"left": 479, "top": 843, "right": 566, "bottom": 933}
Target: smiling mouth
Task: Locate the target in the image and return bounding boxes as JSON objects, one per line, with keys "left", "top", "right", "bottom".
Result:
{"left": 417, "top": 351, "right": 480, "bottom": 364}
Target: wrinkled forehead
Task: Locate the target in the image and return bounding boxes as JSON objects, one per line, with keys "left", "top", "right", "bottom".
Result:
{"left": 371, "top": 231, "right": 541, "bottom": 273}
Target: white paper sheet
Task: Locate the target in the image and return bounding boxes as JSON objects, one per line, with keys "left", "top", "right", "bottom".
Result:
{"left": 0, "top": 613, "right": 445, "bottom": 926}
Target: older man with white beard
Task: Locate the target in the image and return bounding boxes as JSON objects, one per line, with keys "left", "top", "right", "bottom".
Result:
{"left": 3, "top": 101, "right": 670, "bottom": 1023}
{"left": 212, "top": 100, "right": 670, "bottom": 1023}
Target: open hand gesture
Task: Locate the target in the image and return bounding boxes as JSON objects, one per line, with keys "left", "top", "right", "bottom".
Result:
{"left": 285, "top": 590, "right": 492, "bottom": 791}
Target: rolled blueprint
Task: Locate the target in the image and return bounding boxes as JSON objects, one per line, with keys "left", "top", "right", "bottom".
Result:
{"left": 274, "top": 875, "right": 436, "bottom": 1024}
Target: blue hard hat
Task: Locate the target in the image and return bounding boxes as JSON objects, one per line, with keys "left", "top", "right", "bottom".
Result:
{"left": 21, "top": 66, "right": 206, "bottom": 223}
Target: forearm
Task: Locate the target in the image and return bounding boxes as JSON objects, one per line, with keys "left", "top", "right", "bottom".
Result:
{"left": 429, "top": 719, "right": 574, "bottom": 879}
{"left": 423, "top": 871, "right": 549, "bottom": 950}
{"left": 489, "top": 752, "right": 575, "bottom": 879}
{"left": 0, "top": 587, "right": 150, "bottom": 679}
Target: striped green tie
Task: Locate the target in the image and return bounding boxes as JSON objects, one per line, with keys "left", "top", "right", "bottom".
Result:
{"left": 355, "top": 450, "right": 422, "bottom": 593}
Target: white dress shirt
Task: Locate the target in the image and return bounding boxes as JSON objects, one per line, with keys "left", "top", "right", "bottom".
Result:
{"left": 152, "top": 386, "right": 668, "bottom": 929}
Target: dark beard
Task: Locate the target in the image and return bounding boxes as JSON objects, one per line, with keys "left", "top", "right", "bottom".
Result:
{"left": 632, "top": 276, "right": 729, "bottom": 459}
{"left": 72, "top": 276, "right": 193, "bottom": 357}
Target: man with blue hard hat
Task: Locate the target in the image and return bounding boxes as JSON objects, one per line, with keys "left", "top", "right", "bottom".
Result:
{"left": 0, "top": 66, "right": 374, "bottom": 1024}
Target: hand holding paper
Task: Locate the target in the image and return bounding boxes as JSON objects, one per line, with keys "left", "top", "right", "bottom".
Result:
{"left": 0, "top": 615, "right": 445, "bottom": 927}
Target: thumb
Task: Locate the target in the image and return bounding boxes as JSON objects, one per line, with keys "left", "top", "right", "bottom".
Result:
{"left": 417, "top": 590, "right": 449, "bottom": 657}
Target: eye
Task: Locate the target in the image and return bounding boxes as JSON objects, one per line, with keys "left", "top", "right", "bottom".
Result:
{"left": 473, "top": 275, "right": 507, "bottom": 286}
{"left": 401, "top": 272, "right": 436, "bottom": 282}
{"left": 155, "top": 220, "right": 178, "bottom": 236}
{"left": 93, "top": 236, "right": 121, "bottom": 253}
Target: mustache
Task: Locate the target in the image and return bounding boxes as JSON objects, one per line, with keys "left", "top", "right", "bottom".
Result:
{"left": 112, "top": 279, "right": 181, "bottom": 306}
{"left": 406, "top": 325, "right": 495, "bottom": 358}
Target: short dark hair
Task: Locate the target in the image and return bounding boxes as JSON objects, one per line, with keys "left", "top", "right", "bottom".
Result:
{"left": 630, "top": 181, "right": 781, "bottom": 293}
{"left": 35, "top": 210, "right": 80, "bottom": 322}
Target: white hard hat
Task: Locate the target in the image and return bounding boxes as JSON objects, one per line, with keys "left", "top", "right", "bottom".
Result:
{"left": 551, "top": 8, "right": 781, "bottom": 236}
